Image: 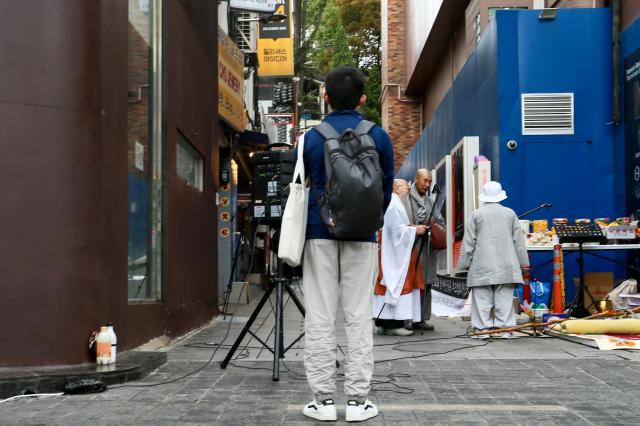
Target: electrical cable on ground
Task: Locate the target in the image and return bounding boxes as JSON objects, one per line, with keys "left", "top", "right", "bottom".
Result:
{"left": 0, "top": 393, "right": 64, "bottom": 404}
{"left": 279, "top": 359, "right": 415, "bottom": 394}
{"left": 108, "top": 310, "right": 236, "bottom": 389}
{"left": 110, "top": 214, "right": 268, "bottom": 389}
{"left": 107, "top": 208, "right": 495, "bottom": 392}
{"left": 373, "top": 339, "right": 493, "bottom": 364}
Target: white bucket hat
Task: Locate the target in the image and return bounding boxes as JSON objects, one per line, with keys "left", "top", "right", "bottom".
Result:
{"left": 479, "top": 181, "right": 507, "bottom": 203}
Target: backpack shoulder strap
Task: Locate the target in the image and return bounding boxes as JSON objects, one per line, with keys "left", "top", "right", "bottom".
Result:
{"left": 314, "top": 122, "right": 340, "bottom": 140}
{"left": 354, "top": 119, "right": 376, "bottom": 136}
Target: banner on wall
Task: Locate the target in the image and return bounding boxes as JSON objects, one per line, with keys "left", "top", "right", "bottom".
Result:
{"left": 218, "top": 27, "right": 246, "bottom": 132}
{"left": 625, "top": 47, "right": 640, "bottom": 216}
{"left": 257, "top": 0, "right": 294, "bottom": 77}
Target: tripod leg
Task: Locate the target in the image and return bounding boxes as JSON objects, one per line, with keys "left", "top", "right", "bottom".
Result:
{"left": 569, "top": 245, "right": 590, "bottom": 318}
{"left": 273, "top": 278, "right": 285, "bottom": 381}
{"left": 222, "top": 233, "right": 244, "bottom": 320}
{"left": 584, "top": 285, "right": 597, "bottom": 309}
{"left": 279, "top": 289, "right": 285, "bottom": 357}
{"left": 284, "top": 283, "right": 306, "bottom": 316}
{"left": 578, "top": 245, "right": 585, "bottom": 308}
{"left": 220, "top": 282, "right": 274, "bottom": 369}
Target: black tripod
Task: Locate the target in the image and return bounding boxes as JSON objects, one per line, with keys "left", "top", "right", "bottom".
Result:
{"left": 567, "top": 243, "right": 595, "bottom": 318}
{"left": 553, "top": 222, "right": 606, "bottom": 318}
{"left": 220, "top": 232, "right": 245, "bottom": 319}
{"left": 220, "top": 233, "right": 305, "bottom": 381}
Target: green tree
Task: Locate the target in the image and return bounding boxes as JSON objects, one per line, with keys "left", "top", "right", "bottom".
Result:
{"left": 331, "top": 23, "right": 354, "bottom": 68}
{"left": 295, "top": 0, "right": 329, "bottom": 76}
{"left": 336, "top": 0, "right": 381, "bottom": 69}
{"left": 310, "top": 0, "right": 345, "bottom": 74}
{"left": 298, "top": 0, "right": 382, "bottom": 123}
{"left": 361, "top": 66, "right": 381, "bottom": 124}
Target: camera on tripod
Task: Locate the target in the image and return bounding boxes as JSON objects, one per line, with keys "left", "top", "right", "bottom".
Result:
{"left": 220, "top": 145, "right": 305, "bottom": 382}
{"left": 250, "top": 148, "right": 294, "bottom": 224}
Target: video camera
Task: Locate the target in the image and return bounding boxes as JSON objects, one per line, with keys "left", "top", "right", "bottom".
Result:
{"left": 250, "top": 148, "right": 294, "bottom": 224}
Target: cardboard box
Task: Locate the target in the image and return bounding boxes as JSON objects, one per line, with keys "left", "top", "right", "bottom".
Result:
{"left": 573, "top": 272, "right": 614, "bottom": 307}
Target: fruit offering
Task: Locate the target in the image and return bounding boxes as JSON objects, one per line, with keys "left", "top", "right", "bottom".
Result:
{"left": 532, "top": 220, "right": 548, "bottom": 234}
{"left": 528, "top": 231, "right": 552, "bottom": 245}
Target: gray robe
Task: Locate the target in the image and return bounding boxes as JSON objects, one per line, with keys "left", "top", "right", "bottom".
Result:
{"left": 457, "top": 203, "right": 529, "bottom": 287}
{"left": 406, "top": 183, "right": 444, "bottom": 285}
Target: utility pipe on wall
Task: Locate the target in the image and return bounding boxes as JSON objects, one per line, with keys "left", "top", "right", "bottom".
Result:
{"left": 379, "top": 83, "right": 424, "bottom": 130}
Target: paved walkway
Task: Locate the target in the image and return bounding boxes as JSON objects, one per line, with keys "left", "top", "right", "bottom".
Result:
{"left": 3, "top": 281, "right": 640, "bottom": 425}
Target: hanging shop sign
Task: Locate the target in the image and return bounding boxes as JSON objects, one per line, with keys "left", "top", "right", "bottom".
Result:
{"left": 218, "top": 27, "right": 246, "bottom": 132}
{"left": 257, "top": 0, "right": 294, "bottom": 77}
{"left": 230, "top": 0, "right": 277, "bottom": 13}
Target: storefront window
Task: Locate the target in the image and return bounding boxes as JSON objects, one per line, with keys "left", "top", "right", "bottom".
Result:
{"left": 127, "top": 0, "right": 163, "bottom": 301}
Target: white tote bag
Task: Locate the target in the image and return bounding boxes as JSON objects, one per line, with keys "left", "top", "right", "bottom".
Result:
{"left": 278, "top": 133, "right": 309, "bottom": 266}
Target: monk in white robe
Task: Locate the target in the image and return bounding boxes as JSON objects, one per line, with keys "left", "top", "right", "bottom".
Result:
{"left": 373, "top": 179, "right": 427, "bottom": 336}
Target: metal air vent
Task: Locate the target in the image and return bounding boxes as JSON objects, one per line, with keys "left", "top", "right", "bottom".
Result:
{"left": 521, "top": 93, "right": 574, "bottom": 135}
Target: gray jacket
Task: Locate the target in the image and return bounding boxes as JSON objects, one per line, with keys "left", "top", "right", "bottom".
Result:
{"left": 407, "top": 184, "right": 444, "bottom": 284}
{"left": 457, "top": 203, "right": 529, "bottom": 287}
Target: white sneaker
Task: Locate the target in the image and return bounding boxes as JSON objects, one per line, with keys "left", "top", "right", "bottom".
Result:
{"left": 386, "top": 327, "right": 413, "bottom": 336}
{"left": 470, "top": 333, "right": 489, "bottom": 340}
{"left": 346, "top": 399, "right": 378, "bottom": 422}
{"left": 303, "top": 399, "right": 337, "bottom": 421}
{"left": 498, "top": 332, "right": 518, "bottom": 339}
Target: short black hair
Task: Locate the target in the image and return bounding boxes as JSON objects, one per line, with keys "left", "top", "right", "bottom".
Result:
{"left": 325, "top": 65, "right": 366, "bottom": 110}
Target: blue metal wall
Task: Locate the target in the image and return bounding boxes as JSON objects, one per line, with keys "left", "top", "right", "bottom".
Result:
{"left": 620, "top": 15, "right": 640, "bottom": 216}
{"left": 398, "top": 8, "right": 629, "bottom": 297}
{"left": 618, "top": 15, "right": 640, "bottom": 276}
{"left": 497, "top": 8, "right": 616, "bottom": 220}
{"left": 496, "top": 9, "right": 627, "bottom": 295}
{"left": 400, "top": 8, "right": 616, "bottom": 217}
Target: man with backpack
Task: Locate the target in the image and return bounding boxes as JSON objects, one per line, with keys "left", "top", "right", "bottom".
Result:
{"left": 298, "top": 65, "right": 394, "bottom": 422}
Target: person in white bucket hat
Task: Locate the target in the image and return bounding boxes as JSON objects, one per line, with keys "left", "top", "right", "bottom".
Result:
{"left": 457, "top": 181, "right": 529, "bottom": 339}
{"left": 478, "top": 180, "right": 507, "bottom": 203}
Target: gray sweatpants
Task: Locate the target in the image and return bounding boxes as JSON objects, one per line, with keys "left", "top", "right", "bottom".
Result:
{"left": 471, "top": 284, "right": 516, "bottom": 330}
{"left": 302, "top": 239, "right": 377, "bottom": 400}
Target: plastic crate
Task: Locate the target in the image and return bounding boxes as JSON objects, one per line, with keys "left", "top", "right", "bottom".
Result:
{"left": 605, "top": 226, "right": 636, "bottom": 240}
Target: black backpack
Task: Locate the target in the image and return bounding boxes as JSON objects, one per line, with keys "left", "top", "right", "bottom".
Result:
{"left": 314, "top": 120, "right": 384, "bottom": 238}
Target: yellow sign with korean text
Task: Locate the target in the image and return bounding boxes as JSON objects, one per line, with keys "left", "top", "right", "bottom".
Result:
{"left": 257, "top": 0, "right": 294, "bottom": 77}
{"left": 218, "top": 27, "right": 246, "bottom": 132}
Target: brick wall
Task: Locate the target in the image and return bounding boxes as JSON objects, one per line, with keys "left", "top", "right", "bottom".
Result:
{"left": 381, "top": 0, "right": 422, "bottom": 171}
{"left": 622, "top": 0, "right": 640, "bottom": 30}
